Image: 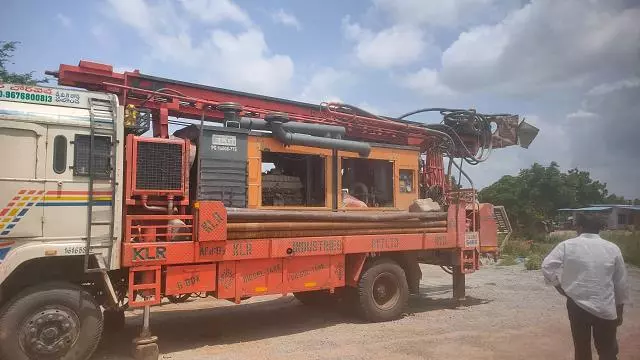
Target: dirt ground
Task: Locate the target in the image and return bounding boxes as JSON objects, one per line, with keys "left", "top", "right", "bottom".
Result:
{"left": 93, "top": 264, "right": 640, "bottom": 360}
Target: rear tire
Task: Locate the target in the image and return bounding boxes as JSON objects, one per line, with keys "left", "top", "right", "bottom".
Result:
{"left": 0, "top": 282, "right": 103, "bottom": 360}
{"left": 356, "top": 259, "right": 409, "bottom": 322}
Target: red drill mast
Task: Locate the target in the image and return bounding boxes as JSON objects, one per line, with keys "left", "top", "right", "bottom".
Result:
{"left": 48, "top": 60, "right": 536, "bottom": 192}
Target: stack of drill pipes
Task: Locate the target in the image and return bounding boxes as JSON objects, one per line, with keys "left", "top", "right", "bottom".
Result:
{"left": 226, "top": 209, "right": 447, "bottom": 223}
{"left": 227, "top": 220, "right": 447, "bottom": 232}
{"left": 227, "top": 227, "right": 448, "bottom": 240}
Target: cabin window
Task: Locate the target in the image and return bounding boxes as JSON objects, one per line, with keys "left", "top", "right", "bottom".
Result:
{"left": 73, "top": 134, "right": 111, "bottom": 178}
{"left": 52, "top": 135, "right": 68, "bottom": 174}
{"left": 342, "top": 158, "right": 394, "bottom": 207}
{"left": 261, "top": 151, "right": 326, "bottom": 206}
{"left": 399, "top": 169, "right": 414, "bottom": 193}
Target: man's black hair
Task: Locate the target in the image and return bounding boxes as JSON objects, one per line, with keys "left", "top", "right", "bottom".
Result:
{"left": 575, "top": 213, "right": 605, "bottom": 234}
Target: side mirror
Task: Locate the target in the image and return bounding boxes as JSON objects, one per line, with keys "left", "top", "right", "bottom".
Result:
{"left": 516, "top": 120, "right": 539, "bottom": 149}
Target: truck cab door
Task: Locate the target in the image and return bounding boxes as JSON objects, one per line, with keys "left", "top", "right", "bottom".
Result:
{"left": 0, "top": 121, "right": 46, "bottom": 238}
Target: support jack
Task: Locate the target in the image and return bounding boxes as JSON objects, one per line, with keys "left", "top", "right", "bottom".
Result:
{"left": 131, "top": 305, "right": 159, "bottom": 360}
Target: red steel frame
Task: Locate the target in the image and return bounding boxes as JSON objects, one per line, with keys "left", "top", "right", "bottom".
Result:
{"left": 124, "top": 135, "right": 190, "bottom": 206}
{"left": 50, "top": 60, "right": 488, "bottom": 308}
{"left": 121, "top": 200, "right": 478, "bottom": 306}
{"left": 53, "top": 61, "right": 446, "bottom": 147}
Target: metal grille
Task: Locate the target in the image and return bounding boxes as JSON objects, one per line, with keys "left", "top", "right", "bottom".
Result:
{"left": 135, "top": 141, "right": 183, "bottom": 190}
{"left": 73, "top": 135, "right": 111, "bottom": 178}
{"left": 198, "top": 158, "right": 247, "bottom": 207}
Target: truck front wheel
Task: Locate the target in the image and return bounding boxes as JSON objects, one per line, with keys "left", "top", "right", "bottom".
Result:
{"left": 0, "top": 282, "right": 103, "bottom": 360}
{"left": 356, "top": 259, "right": 409, "bottom": 322}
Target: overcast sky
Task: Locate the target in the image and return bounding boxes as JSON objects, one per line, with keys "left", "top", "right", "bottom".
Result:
{"left": 3, "top": 0, "right": 639, "bottom": 198}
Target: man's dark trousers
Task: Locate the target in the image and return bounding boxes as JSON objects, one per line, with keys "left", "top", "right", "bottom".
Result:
{"left": 567, "top": 297, "right": 618, "bottom": 360}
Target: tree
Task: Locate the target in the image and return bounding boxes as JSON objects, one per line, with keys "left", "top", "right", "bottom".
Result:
{"left": 0, "top": 41, "right": 48, "bottom": 85}
{"left": 478, "top": 162, "right": 617, "bottom": 237}
{"left": 603, "top": 194, "right": 627, "bottom": 205}
{"left": 564, "top": 168, "right": 608, "bottom": 207}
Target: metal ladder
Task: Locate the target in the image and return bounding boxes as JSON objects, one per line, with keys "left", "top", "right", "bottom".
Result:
{"left": 494, "top": 205, "right": 513, "bottom": 251}
{"left": 84, "top": 97, "right": 118, "bottom": 273}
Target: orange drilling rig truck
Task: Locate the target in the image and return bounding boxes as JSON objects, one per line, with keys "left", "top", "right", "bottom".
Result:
{"left": 0, "top": 60, "right": 537, "bottom": 360}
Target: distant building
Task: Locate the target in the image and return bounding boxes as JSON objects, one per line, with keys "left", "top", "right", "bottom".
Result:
{"left": 558, "top": 205, "right": 640, "bottom": 230}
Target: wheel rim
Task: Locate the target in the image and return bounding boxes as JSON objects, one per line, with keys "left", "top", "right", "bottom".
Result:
{"left": 371, "top": 272, "right": 400, "bottom": 310}
{"left": 19, "top": 306, "right": 80, "bottom": 358}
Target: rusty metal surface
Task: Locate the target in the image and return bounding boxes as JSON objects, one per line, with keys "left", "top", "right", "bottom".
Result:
{"left": 343, "top": 233, "right": 423, "bottom": 253}
{"left": 285, "top": 255, "right": 338, "bottom": 293}
{"left": 165, "top": 264, "right": 216, "bottom": 296}
{"left": 236, "top": 259, "right": 284, "bottom": 297}
{"left": 128, "top": 266, "right": 162, "bottom": 307}
{"left": 226, "top": 209, "right": 447, "bottom": 222}
{"left": 271, "top": 237, "right": 343, "bottom": 257}
{"left": 122, "top": 241, "right": 194, "bottom": 267}
{"left": 228, "top": 227, "right": 448, "bottom": 240}
{"left": 195, "top": 201, "right": 227, "bottom": 241}
{"left": 227, "top": 220, "right": 447, "bottom": 232}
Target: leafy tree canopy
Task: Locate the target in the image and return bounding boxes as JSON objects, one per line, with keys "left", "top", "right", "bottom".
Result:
{"left": 478, "top": 162, "right": 631, "bottom": 235}
{"left": 0, "top": 41, "right": 48, "bottom": 85}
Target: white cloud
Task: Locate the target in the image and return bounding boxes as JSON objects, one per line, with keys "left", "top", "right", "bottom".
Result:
{"left": 567, "top": 109, "right": 598, "bottom": 119}
{"left": 56, "top": 13, "right": 72, "bottom": 28}
{"left": 271, "top": 9, "right": 301, "bottom": 30}
{"left": 587, "top": 77, "right": 640, "bottom": 96}
{"left": 90, "top": 23, "right": 118, "bottom": 48}
{"left": 401, "top": 68, "right": 455, "bottom": 97}
{"left": 356, "top": 102, "right": 382, "bottom": 116}
{"left": 373, "top": 0, "right": 505, "bottom": 28}
{"left": 438, "top": 1, "right": 640, "bottom": 94}
{"left": 103, "top": 0, "right": 294, "bottom": 95}
{"left": 178, "top": 0, "right": 252, "bottom": 27}
{"left": 342, "top": 16, "right": 427, "bottom": 69}
{"left": 569, "top": 83, "right": 640, "bottom": 197}
{"left": 299, "top": 67, "right": 352, "bottom": 103}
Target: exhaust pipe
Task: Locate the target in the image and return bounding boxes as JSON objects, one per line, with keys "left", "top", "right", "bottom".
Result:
{"left": 272, "top": 122, "right": 371, "bottom": 156}
{"left": 240, "top": 117, "right": 346, "bottom": 138}
{"left": 242, "top": 113, "right": 371, "bottom": 157}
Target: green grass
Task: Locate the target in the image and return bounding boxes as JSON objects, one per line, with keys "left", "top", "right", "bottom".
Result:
{"left": 497, "top": 255, "right": 518, "bottom": 266}
{"left": 602, "top": 230, "right": 640, "bottom": 267}
{"left": 500, "top": 230, "right": 640, "bottom": 268}
{"left": 525, "top": 254, "right": 543, "bottom": 270}
{"left": 501, "top": 240, "right": 532, "bottom": 258}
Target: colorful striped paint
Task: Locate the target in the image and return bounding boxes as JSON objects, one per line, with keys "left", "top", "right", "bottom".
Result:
{"left": 0, "top": 190, "right": 112, "bottom": 237}
{"left": 0, "top": 240, "right": 15, "bottom": 262}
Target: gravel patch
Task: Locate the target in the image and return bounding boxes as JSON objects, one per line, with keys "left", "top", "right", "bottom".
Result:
{"left": 93, "top": 264, "right": 640, "bottom": 360}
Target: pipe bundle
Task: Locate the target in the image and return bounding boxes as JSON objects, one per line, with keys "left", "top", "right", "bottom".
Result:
{"left": 225, "top": 209, "right": 447, "bottom": 239}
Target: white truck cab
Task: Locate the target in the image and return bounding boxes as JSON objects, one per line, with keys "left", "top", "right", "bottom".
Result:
{"left": 0, "top": 83, "right": 125, "bottom": 359}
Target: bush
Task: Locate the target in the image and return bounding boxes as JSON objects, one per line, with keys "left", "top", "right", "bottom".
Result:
{"left": 601, "top": 230, "right": 640, "bottom": 267}
{"left": 499, "top": 230, "right": 640, "bottom": 268}
{"left": 501, "top": 240, "right": 532, "bottom": 258}
{"left": 547, "top": 231, "right": 575, "bottom": 244}
{"left": 498, "top": 255, "right": 517, "bottom": 266}
{"left": 525, "top": 254, "right": 543, "bottom": 270}
{"left": 530, "top": 242, "right": 556, "bottom": 257}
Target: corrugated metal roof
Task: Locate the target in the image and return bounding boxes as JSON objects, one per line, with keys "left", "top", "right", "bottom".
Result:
{"left": 587, "top": 204, "right": 640, "bottom": 211}
{"left": 589, "top": 204, "right": 638, "bottom": 208}
{"left": 558, "top": 207, "right": 612, "bottom": 211}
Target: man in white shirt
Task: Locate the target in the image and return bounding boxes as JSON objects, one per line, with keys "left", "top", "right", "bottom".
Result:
{"left": 542, "top": 213, "right": 630, "bottom": 360}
